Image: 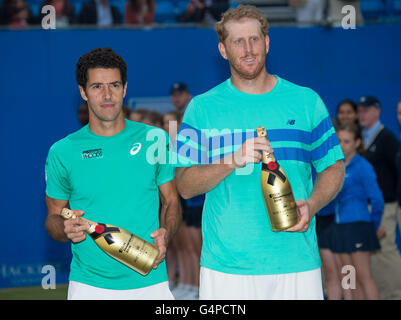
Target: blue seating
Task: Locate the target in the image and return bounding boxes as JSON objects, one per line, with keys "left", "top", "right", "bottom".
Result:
{"left": 74, "top": 1, "right": 82, "bottom": 17}
{"left": 392, "top": 0, "right": 401, "bottom": 13}
{"left": 229, "top": 1, "right": 240, "bottom": 8}
{"left": 30, "top": 2, "right": 41, "bottom": 16}
{"left": 360, "top": 0, "right": 386, "bottom": 20}
{"left": 175, "top": 0, "right": 188, "bottom": 16}
{"left": 154, "top": 1, "right": 176, "bottom": 23}
{"left": 110, "top": 0, "right": 126, "bottom": 18}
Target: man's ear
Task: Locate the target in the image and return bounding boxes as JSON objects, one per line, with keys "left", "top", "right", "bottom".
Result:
{"left": 79, "top": 85, "right": 88, "bottom": 101}
{"left": 123, "top": 82, "right": 127, "bottom": 98}
{"left": 265, "top": 35, "right": 270, "bottom": 54}
{"left": 218, "top": 42, "right": 228, "bottom": 60}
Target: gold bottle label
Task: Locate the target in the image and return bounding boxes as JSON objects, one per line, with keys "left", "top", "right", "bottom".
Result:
{"left": 256, "top": 127, "right": 299, "bottom": 231}
{"left": 60, "top": 208, "right": 159, "bottom": 275}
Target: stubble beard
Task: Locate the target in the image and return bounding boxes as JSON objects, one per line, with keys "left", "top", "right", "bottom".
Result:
{"left": 88, "top": 102, "right": 123, "bottom": 123}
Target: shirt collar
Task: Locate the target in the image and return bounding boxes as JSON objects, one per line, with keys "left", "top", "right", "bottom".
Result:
{"left": 362, "top": 120, "right": 381, "bottom": 146}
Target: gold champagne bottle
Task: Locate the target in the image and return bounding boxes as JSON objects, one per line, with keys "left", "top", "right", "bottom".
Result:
{"left": 60, "top": 208, "right": 159, "bottom": 276}
{"left": 256, "top": 127, "right": 299, "bottom": 231}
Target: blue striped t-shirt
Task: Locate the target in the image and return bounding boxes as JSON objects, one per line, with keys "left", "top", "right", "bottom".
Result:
{"left": 173, "top": 76, "right": 344, "bottom": 275}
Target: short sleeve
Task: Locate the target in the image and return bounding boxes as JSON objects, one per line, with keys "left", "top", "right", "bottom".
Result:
{"left": 152, "top": 129, "right": 175, "bottom": 186}
{"left": 310, "top": 95, "right": 344, "bottom": 173}
{"left": 45, "top": 143, "right": 72, "bottom": 200}
{"left": 173, "top": 99, "right": 208, "bottom": 167}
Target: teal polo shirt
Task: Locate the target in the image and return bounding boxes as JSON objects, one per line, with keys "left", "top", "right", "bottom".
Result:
{"left": 173, "top": 76, "right": 344, "bottom": 275}
{"left": 45, "top": 119, "right": 174, "bottom": 289}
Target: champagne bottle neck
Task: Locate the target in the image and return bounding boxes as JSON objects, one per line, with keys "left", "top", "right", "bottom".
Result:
{"left": 262, "top": 150, "right": 276, "bottom": 164}
{"left": 60, "top": 208, "right": 97, "bottom": 234}
{"left": 256, "top": 127, "right": 276, "bottom": 164}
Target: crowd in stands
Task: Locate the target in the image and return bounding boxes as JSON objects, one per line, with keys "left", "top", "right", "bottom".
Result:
{"left": 0, "top": 0, "right": 229, "bottom": 27}
{"left": 1, "top": 0, "right": 400, "bottom": 28}
{"left": 290, "top": 0, "right": 400, "bottom": 25}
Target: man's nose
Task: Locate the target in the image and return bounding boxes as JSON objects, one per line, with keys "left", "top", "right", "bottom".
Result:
{"left": 244, "top": 40, "right": 253, "bottom": 54}
{"left": 103, "top": 85, "right": 112, "bottom": 99}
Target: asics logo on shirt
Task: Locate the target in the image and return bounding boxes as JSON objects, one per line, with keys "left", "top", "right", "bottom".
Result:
{"left": 130, "top": 143, "right": 142, "bottom": 156}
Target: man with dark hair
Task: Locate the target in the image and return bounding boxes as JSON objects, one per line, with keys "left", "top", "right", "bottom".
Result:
{"left": 78, "top": 0, "right": 121, "bottom": 26}
{"left": 357, "top": 96, "right": 401, "bottom": 299}
{"left": 44, "top": 47, "right": 181, "bottom": 299}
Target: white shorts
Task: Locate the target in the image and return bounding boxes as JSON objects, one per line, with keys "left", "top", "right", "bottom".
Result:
{"left": 67, "top": 280, "right": 174, "bottom": 300}
{"left": 199, "top": 267, "right": 323, "bottom": 300}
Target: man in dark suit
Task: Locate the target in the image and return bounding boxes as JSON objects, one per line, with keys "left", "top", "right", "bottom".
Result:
{"left": 79, "top": 0, "right": 121, "bottom": 26}
{"left": 358, "top": 96, "right": 401, "bottom": 299}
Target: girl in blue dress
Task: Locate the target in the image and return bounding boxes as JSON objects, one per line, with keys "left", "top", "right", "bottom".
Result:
{"left": 334, "top": 123, "right": 383, "bottom": 299}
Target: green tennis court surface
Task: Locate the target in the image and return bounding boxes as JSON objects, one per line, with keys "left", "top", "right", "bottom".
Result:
{"left": 0, "top": 284, "right": 68, "bottom": 300}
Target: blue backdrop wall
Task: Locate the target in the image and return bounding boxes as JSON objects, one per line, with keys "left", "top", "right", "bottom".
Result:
{"left": 1, "top": 23, "right": 401, "bottom": 288}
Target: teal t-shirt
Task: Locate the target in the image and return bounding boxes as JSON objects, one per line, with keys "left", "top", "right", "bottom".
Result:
{"left": 45, "top": 119, "right": 174, "bottom": 289}
{"left": 173, "top": 76, "right": 344, "bottom": 275}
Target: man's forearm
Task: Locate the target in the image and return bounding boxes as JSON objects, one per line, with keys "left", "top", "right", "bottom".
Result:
{"left": 308, "top": 160, "right": 345, "bottom": 216}
{"left": 45, "top": 214, "right": 69, "bottom": 242}
{"left": 176, "top": 162, "right": 235, "bottom": 199}
{"left": 160, "top": 199, "right": 182, "bottom": 244}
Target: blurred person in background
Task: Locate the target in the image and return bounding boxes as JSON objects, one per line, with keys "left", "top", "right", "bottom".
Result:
{"left": 327, "top": 0, "right": 363, "bottom": 26}
{"left": 357, "top": 96, "right": 401, "bottom": 299}
{"left": 397, "top": 100, "right": 401, "bottom": 140}
{"left": 163, "top": 110, "right": 202, "bottom": 300}
{"left": 316, "top": 200, "right": 344, "bottom": 300}
{"left": 395, "top": 99, "right": 401, "bottom": 255}
{"left": 178, "top": 0, "right": 206, "bottom": 23}
{"left": 40, "top": 0, "right": 75, "bottom": 27}
{"left": 125, "top": 0, "right": 155, "bottom": 24}
{"left": 163, "top": 110, "right": 182, "bottom": 134}
{"left": 290, "top": 0, "right": 325, "bottom": 24}
{"left": 79, "top": 0, "right": 121, "bottom": 26}
{"left": 315, "top": 121, "right": 344, "bottom": 300}
{"left": 336, "top": 98, "right": 358, "bottom": 127}
{"left": 163, "top": 111, "right": 190, "bottom": 299}
{"left": 141, "top": 110, "right": 163, "bottom": 128}
{"left": 1, "top": 0, "right": 35, "bottom": 26}
{"left": 316, "top": 98, "right": 359, "bottom": 300}
{"left": 122, "top": 105, "right": 132, "bottom": 118}
{"left": 169, "top": 82, "right": 192, "bottom": 114}
{"left": 333, "top": 123, "right": 383, "bottom": 300}
{"left": 178, "top": 0, "right": 228, "bottom": 24}
{"left": 129, "top": 108, "right": 149, "bottom": 122}
{"left": 78, "top": 102, "right": 89, "bottom": 126}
